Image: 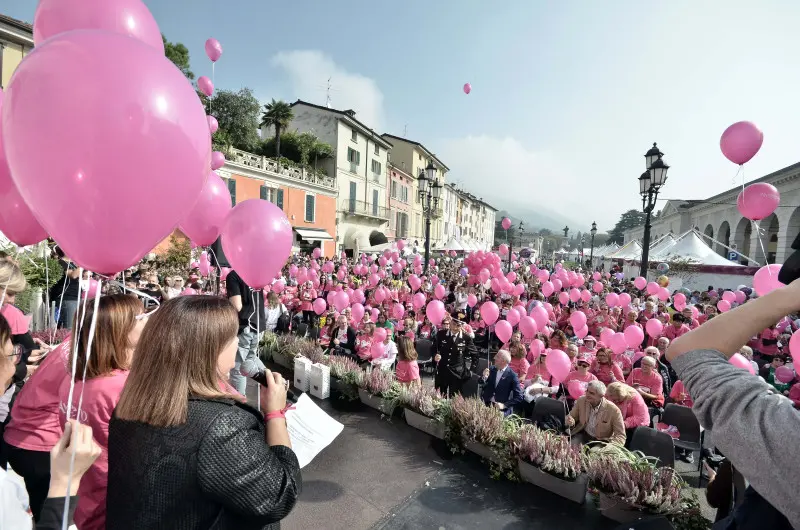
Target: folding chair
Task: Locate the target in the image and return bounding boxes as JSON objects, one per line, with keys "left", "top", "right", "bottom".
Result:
{"left": 661, "top": 404, "right": 704, "bottom": 479}
{"left": 629, "top": 427, "right": 676, "bottom": 469}
{"left": 461, "top": 374, "right": 480, "bottom": 399}
{"left": 530, "top": 397, "right": 567, "bottom": 430}
{"left": 415, "top": 339, "right": 434, "bottom": 377}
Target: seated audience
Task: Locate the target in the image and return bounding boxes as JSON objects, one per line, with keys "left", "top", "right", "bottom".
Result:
{"left": 605, "top": 381, "right": 650, "bottom": 444}
{"left": 565, "top": 380, "right": 626, "bottom": 446}
{"left": 626, "top": 356, "right": 665, "bottom": 411}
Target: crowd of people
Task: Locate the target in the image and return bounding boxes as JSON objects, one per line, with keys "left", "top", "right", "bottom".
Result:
{"left": 0, "top": 242, "right": 798, "bottom": 528}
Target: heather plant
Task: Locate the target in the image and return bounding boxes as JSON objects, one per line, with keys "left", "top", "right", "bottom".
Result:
{"left": 295, "top": 338, "right": 325, "bottom": 364}
{"left": 584, "top": 444, "right": 685, "bottom": 515}
{"left": 513, "top": 425, "right": 583, "bottom": 481}
{"left": 328, "top": 355, "right": 361, "bottom": 381}
{"left": 397, "top": 384, "right": 450, "bottom": 423}
{"left": 448, "top": 395, "right": 506, "bottom": 447}
{"left": 360, "top": 367, "right": 396, "bottom": 397}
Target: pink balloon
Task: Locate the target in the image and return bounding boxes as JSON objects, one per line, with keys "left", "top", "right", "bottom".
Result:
{"left": 370, "top": 340, "right": 385, "bottom": 360}
{"left": 605, "top": 293, "right": 619, "bottom": 307}
{"left": 198, "top": 251, "right": 211, "bottom": 277}
{"left": 467, "top": 294, "right": 478, "bottom": 307}
{"left": 775, "top": 365, "right": 795, "bottom": 384}
{"left": 624, "top": 325, "right": 645, "bottom": 348}
{"left": 373, "top": 326, "right": 386, "bottom": 342}
{"left": 530, "top": 339, "right": 544, "bottom": 360}
{"left": 673, "top": 292, "right": 686, "bottom": 311}
{"left": 205, "top": 37, "right": 223, "bottom": 62}
{"left": 580, "top": 290, "right": 592, "bottom": 303}
{"left": 753, "top": 264, "right": 784, "bottom": 297}
{"left": 737, "top": 183, "right": 780, "bottom": 221}
{"left": 33, "top": 0, "right": 164, "bottom": 53}
{"left": 397, "top": 240, "right": 405, "bottom": 250}
{"left": 542, "top": 281, "right": 555, "bottom": 297}
{"left": 721, "top": 291, "right": 736, "bottom": 303}
{"left": 570, "top": 311, "right": 587, "bottom": 329}
{"left": 313, "top": 298, "right": 327, "bottom": 315}
{"left": 790, "top": 330, "right": 800, "bottom": 367}
{"left": 434, "top": 284, "right": 446, "bottom": 300}
{"left": 734, "top": 290, "right": 746, "bottom": 304}
{"left": 495, "top": 320, "right": 513, "bottom": 343}
{"left": 634, "top": 277, "right": 647, "bottom": 290}
{"left": 501, "top": 217, "right": 511, "bottom": 230}
{"left": 211, "top": 151, "right": 226, "bottom": 171}
{"left": 592, "top": 271, "right": 601, "bottom": 281}
{"left": 426, "top": 300, "right": 446, "bottom": 326}
{"left": 567, "top": 380, "right": 587, "bottom": 400}
{"left": 575, "top": 325, "right": 589, "bottom": 339}
{"left": 180, "top": 287, "right": 197, "bottom": 296}
{"left": 558, "top": 292, "right": 569, "bottom": 305}
{"left": 2, "top": 30, "right": 209, "bottom": 274}
{"left": 84, "top": 279, "right": 100, "bottom": 300}
{"left": 545, "top": 349, "right": 571, "bottom": 383}
{"left": 610, "top": 333, "right": 628, "bottom": 354}
{"left": 729, "top": 353, "right": 755, "bottom": 375}
{"left": 506, "top": 308, "right": 520, "bottom": 326}
{"left": 531, "top": 306, "right": 548, "bottom": 329}
{"left": 221, "top": 199, "right": 292, "bottom": 288}
{"left": 351, "top": 303, "right": 365, "bottom": 323}
{"left": 207, "top": 115, "right": 219, "bottom": 135}
{"left": 519, "top": 316, "right": 538, "bottom": 338}
{"left": 716, "top": 300, "right": 731, "bottom": 313}
{"left": 569, "top": 288, "right": 581, "bottom": 303}
{"left": 481, "top": 301, "right": 500, "bottom": 325}
{"left": 463, "top": 83, "right": 472, "bottom": 95}
{"left": 412, "top": 293, "right": 426, "bottom": 309}
{"left": 646, "top": 282, "right": 660, "bottom": 295}
{"left": 392, "top": 303, "right": 405, "bottom": 320}
{"left": 179, "top": 171, "right": 231, "bottom": 246}
{"left": 334, "top": 291, "right": 350, "bottom": 312}
{"left": 720, "top": 121, "right": 764, "bottom": 165}
{"left": 645, "top": 318, "right": 663, "bottom": 338}
{"left": 600, "top": 328, "right": 614, "bottom": 346}
{"left": 507, "top": 271, "right": 517, "bottom": 283}
{"left": 658, "top": 287, "right": 670, "bottom": 301}
{"left": 220, "top": 267, "right": 231, "bottom": 281}
{"left": 271, "top": 280, "right": 285, "bottom": 293}
{"left": 312, "top": 247, "right": 322, "bottom": 259}
{"left": 198, "top": 76, "right": 214, "bottom": 97}
{"left": 592, "top": 281, "right": 604, "bottom": 293}
{"left": 552, "top": 279, "right": 563, "bottom": 292}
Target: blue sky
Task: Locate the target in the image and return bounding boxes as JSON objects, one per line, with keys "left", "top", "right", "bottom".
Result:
{"left": 7, "top": 0, "right": 800, "bottom": 231}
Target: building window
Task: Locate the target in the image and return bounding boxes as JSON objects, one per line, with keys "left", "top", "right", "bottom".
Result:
{"left": 401, "top": 185, "right": 408, "bottom": 203}
{"left": 351, "top": 129, "right": 357, "bottom": 142}
{"left": 371, "top": 160, "right": 381, "bottom": 176}
{"left": 349, "top": 182, "right": 356, "bottom": 212}
{"left": 347, "top": 147, "right": 360, "bottom": 165}
{"left": 260, "top": 185, "right": 268, "bottom": 201}
{"left": 374, "top": 144, "right": 379, "bottom": 155}
{"left": 227, "top": 179, "right": 236, "bottom": 207}
{"left": 418, "top": 153, "right": 422, "bottom": 161}
{"left": 305, "top": 194, "right": 316, "bottom": 222}
{"left": 391, "top": 180, "right": 398, "bottom": 198}
{"left": 372, "top": 189, "right": 379, "bottom": 216}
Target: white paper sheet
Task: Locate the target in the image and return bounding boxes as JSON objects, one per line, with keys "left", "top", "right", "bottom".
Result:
{"left": 285, "top": 393, "right": 344, "bottom": 468}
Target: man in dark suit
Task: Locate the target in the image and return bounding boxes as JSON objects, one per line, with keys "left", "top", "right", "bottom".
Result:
{"left": 433, "top": 316, "right": 477, "bottom": 396}
{"left": 481, "top": 350, "right": 523, "bottom": 416}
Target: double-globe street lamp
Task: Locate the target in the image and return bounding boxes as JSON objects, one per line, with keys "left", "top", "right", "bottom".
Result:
{"left": 638, "top": 143, "right": 670, "bottom": 277}
{"left": 417, "top": 161, "right": 441, "bottom": 275}
{"left": 589, "top": 221, "right": 597, "bottom": 268}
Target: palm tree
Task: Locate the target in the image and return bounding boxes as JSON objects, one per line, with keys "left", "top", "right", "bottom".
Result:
{"left": 260, "top": 99, "right": 294, "bottom": 158}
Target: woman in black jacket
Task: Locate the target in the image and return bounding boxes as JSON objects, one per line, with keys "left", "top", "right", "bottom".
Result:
{"left": 327, "top": 313, "right": 357, "bottom": 358}
{"left": 106, "top": 296, "right": 301, "bottom": 529}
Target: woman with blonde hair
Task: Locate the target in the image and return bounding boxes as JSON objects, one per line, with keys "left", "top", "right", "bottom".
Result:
{"left": 606, "top": 381, "right": 650, "bottom": 444}
{"left": 107, "top": 296, "right": 300, "bottom": 529}
{"left": 395, "top": 333, "right": 420, "bottom": 386}
{"left": 55, "top": 294, "right": 146, "bottom": 530}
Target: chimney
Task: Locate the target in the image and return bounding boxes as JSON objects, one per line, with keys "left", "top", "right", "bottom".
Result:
{"left": 344, "top": 109, "right": 356, "bottom": 118}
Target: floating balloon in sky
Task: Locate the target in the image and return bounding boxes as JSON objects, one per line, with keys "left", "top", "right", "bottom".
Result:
{"left": 720, "top": 121, "right": 763, "bottom": 165}
{"left": 737, "top": 182, "right": 780, "bottom": 221}
{"left": 463, "top": 83, "right": 471, "bottom": 95}
{"left": 205, "top": 38, "right": 223, "bottom": 62}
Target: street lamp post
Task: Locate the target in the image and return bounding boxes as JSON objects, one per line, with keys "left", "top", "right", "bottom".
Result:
{"left": 589, "top": 221, "right": 597, "bottom": 269}
{"left": 417, "top": 161, "right": 441, "bottom": 275}
{"left": 639, "top": 143, "right": 670, "bottom": 278}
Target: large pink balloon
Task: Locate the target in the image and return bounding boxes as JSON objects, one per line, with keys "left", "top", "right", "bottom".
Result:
{"left": 33, "top": 0, "right": 164, "bottom": 53}
{"left": 519, "top": 316, "right": 538, "bottom": 338}
{"left": 610, "top": 333, "right": 628, "bottom": 355}
{"left": 774, "top": 365, "right": 795, "bottom": 384}
{"left": 645, "top": 318, "right": 663, "bottom": 338}
{"left": 501, "top": 217, "right": 511, "bottom": 230}
{"left": 467, "top": 294, "right": 478, "bottom": 307}
{"left": 605, "top": 293, "right": 619, "bottom": 307}
{"left": 570, "top": 311, "right": 587, "bottom": 329}
{"left": 426, "top": 300, "right": 446, "bottom": 326}
{"left": 179, "top": 171, "right": 231, "bottom": 246}
{"left": 351, "top": 303, "right": 365, "bottom": 323}
{"left": 633, "top": 277, "right": 647, "bottom": 290}
{"left": 0, "top": 95, "right": 47, "bottom": 246}
{"left": 790, "top": 330, "right": 800, "bottom": 366}
{"left": 531, "top": 306, "right": 549, "bottom": 329}
{"left": 506, "top": 308, "right": 520, "bottom": 326}
{"left": 545, "top": 349, "right": 571, "bottom": 383}
{"left": 495, "top": 320, "right": 513, "bottom": 343}
{"left": 198, "top": 76, "right": 215, "bottom": 97}
{"left": 729, "top": 353, "right": 755, "bottom": 375}
{"left": 619, "top": 292, "right": 632, "bottom": 307}
{"left": 737, "top": 183, "right": 780, "bottom": 221}
{"left": 717, "top": 300, "right": 731, "bottom": 313}
{"left": 313, "top": 298, "right": 327, "bottom": 315}
{"left": 207, "top": 115, "right": 219, "bottom": 135}
{"left": 2, "top": 31, "right": 209, "bottom": 274}
{"left": 673, "top": 293, "right": 687, "bottom": 310}
{"left": 624, "top": 325, "right": 645, "bottom": 348}
{"left": 221, "top": 199, "right": 292, "bottom": 288}
{"left": 333, "top": 291, "right": 350, "bottom": 312}
{"left": 481, "top": 301, "right": 500, "bottom": 325}
{"left": 463, "top": 83, "right": 472, "bottom": 95}
{"left": 752, "top": 264, "right": 784, "bottom": 297}
{"left": 720, "top": 121, "right": 764, "bottom": 165}
{"left": 205, "top": 38, "right": 223, "bottom": 62}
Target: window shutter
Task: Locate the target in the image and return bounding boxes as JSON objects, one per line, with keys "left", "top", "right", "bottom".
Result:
{"left": 227, "top": 179, "right": 236, "bottom": 207}
{"left": 260, "top": 185, "right": 267, "bottom": 200}
{"left": 276, "top": 189, "right": 284, "bottom": 210}
{"left": 305, "top": 195, "right": 315, "bottom": 222}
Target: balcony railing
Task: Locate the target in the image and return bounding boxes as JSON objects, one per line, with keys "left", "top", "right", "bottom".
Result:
{"left": 340, "top": 199, "right": 390, "bottom": 220}
{"left": 227, "top": 148, "right": 336, "bottom": 190}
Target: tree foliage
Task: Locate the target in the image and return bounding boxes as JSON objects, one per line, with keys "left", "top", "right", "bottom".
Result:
{"left": 207, "top": 88, "right": 261, "bottom": 152}
{"left": 608, "top": 209, "right": 647, "bottom": 244}
{"left": 260, "top": 99, "right": 295, "bottom": 157}
{"left": 162, "top": 34, "right": 194, "bottom": 80}
{"left": 153, "top": 235, "right": 192, "bottom": 278}
{"left": 257, "top": 131, "right": 333, "bottom": 170}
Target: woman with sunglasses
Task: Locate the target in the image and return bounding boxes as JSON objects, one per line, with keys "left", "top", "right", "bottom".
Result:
{"left": 55, "top": 295, "right": 147, "bottom": 530}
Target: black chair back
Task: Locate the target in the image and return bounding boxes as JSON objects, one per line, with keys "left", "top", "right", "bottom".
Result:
{"left": 629, "top": 427, "right": 676, "bottom": 469}
{"left": 475, "top": 357, "right": 489, "bottom": 376}
{"left": 461, "top": 374, "right": 480, "bottom": 399}
{"left": 530, "top": 397, "right": 566, "bottom": 426}
{"left": 415, "top": 339, "right": 433, "bottom": 363}
{"left": 661, "top": 404, "right": 701, "bottom": 444}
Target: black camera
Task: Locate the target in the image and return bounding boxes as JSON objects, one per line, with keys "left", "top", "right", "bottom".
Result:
{"left": 778, "top": 232, "right": 800, "bottom": 285}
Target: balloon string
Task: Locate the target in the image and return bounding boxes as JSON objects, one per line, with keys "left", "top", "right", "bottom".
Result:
{"left": 44, "top": 247, "right": 53, "bottom": 342}
{"left": 0, "top": 247, "right": 22, "bottom": 310}
{"left": 730, "top": 164, "right": 743, "bottom": 187}
{"left": 752, "top": 221, "right": 772, "bottom": 275}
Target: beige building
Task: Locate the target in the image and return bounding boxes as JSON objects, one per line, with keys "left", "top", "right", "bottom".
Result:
{"left": 380, "top": 134, "right": 447, "bottom": 249}
{"left": 1, "top": 14, "right": 33, "bottom": 89}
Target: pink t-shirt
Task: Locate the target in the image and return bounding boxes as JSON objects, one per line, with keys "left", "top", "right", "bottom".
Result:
{"left": 0, "top": 304, "right": 29, "bottom": 335}
{"left": 614, "top": 391, "right": 650, "bottom": 429}
{"left": 564, "top": 370, "right": 597, "bottom": 384}
{"left": 591, "top": 362, "right": 624, "bottom": 385}
{"left": 626, "top": 368, "right": 664, "bottom": 401}
{"left": 664, "top": 324, "right": 690, "bottom": 341}
{"left": 509, "top": 357, "right": 530, "bottom": 388}
{"left": 395, "top": 360, "right": 420, "bottom": 383}
{"left": 669, "top": 380, "right": 694, "bottom": 408}
{"left": 3, "top": 340, "right": 71, "bottom": 451}
{"left": 58, "top": 370, "right": 129, "bottom": 530}
{"left": 356, "top": 334, "right": 373, "bottom": 360}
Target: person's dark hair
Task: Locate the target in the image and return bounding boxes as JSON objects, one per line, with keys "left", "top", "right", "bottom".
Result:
{"left": 672, "top": 313, "right": 685, "bottom": 323}
{"left": 397, "top": 336, "right": 417, "bottom": 361}
{"left": 550, "top": 329, "right": 568, "bottom": 348}
{"left": 115, "top": 296, "right": 239, "bottom": 427}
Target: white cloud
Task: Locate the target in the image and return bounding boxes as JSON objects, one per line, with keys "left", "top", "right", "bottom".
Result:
{"left": 271, "top": 50, "right": 385, "bottom": 129}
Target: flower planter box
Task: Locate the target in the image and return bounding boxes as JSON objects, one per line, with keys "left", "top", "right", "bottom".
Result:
{"left": 404, "top": 409, "right": 445, "bottom": 439}
{"left": 464, "top": 440, "right": 502, "bottom": 465}
{"left": 329, "top": 377, "right": 364, "bottom": 412}
{"left": 358, "top": 388, "right": 396, "bottom": 416}
{"left": 597, "top": 491, "right": 647, "bottom": 523}
{"left": 272, "top": 351, "right": 295, "bottom": 370}
{"left": 517, "top": 459, "right": 587, "bottom": 504}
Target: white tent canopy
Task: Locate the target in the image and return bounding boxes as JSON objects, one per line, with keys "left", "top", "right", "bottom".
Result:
{"left": 651, "top": 230, "right": 744, "bottom": 267}
{"left": 649, "top": 234, "right": 677, "bottom": 257}
{"left": 439, "top": 238, "right": 465, "bottom": 251}
{"left": 607, "top": 240, "right": 642, "bottom": 260}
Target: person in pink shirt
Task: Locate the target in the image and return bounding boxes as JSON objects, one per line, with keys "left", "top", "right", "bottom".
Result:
{"left": 788, "top": 382, "right": 800, "bottom": 409}
{"left": 523, "top": 351, "right": 557, "bottom": 398}
{"left": 669, "top": 379, "right": 694, "bottom": 408}
{"left": 626, "top": 355, "right": 665, "bottom": 409}
{"left": 4, "top": 338, "right": 71, "bottom": 521}
{"left": 508, "top": 344, "right": 530, "bottom": 389}
{"left": 623, "top": 310, "right": 643, "bottom": 334}
{"left": 663, "top": 313, "right": 691, "bottom": 341}
{"left": 395, "top": 334, "right": 420, "bottom": 386}
{"left": 697, "top": 304, "right": 716, "bottom": 325}
{"left": 299, "top": 281, "right": 317, "bottom": 323}
{"left": 355, "top": 322, "right": 375, "bottom": 361}
{"left": 606, "top": 381, "right": 650, "bottom": 441}
{"left": 591, "top": 347, "right": 624, "bottom": 386}
{"left": 564, "top": 354, "right": 597, "bottom": 386}
{"left": 758, "top": 325, "right": 780, "bottom": 359}
{"left": 579, "top": 336, "right": 598, "bottom": 356}
{"left": 57, "top": 294, "right": 147, "bottom": 530}
{"left": 681, "top": 307, "right": 700, "bottom": 330}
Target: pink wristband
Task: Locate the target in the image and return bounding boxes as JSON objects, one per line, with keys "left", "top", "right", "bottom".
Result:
{"left": 264, "top": 403, "right": 295, "bottom": 421}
